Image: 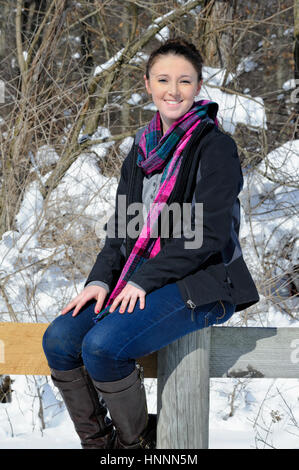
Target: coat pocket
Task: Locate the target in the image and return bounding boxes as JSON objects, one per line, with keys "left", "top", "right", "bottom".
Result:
{"left": 177, "top": 263, "right": 234, "bottom": 311}
{"left": 203, "top": 300, "right": 235, "bottom": 327}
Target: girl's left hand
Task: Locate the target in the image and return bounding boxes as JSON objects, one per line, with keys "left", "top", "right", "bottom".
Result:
{"left": 108, "top": 284, "right": 146, "bottom": 314}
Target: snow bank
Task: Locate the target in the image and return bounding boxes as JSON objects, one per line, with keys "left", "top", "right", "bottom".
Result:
{"left": 199, "top": 82, "right": 266, "bottom": 134}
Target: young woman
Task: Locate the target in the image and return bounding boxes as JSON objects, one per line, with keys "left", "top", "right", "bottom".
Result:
{"left": 42, "top": 38, "right": 259, "bottom": 449}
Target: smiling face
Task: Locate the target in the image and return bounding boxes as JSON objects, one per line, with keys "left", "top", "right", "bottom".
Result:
{"left": 144, "top": 54, "right": 202, "bottom": 134}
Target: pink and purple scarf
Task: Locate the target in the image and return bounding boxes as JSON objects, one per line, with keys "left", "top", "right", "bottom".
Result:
{"left": 94, "top": 100, "right": 217, "bottom": 322}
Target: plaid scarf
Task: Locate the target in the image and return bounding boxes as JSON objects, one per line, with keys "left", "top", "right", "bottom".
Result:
{"left": 94, "top": 100, "right": 217, "bottom": 322}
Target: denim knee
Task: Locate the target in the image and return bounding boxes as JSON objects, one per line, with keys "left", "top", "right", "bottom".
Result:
{"left": 81, "top": 327, "right": 133, "bottom": 381}
{"left": 42, "top": 316, "right": 82, "bottom": 370}
{"left": 81, "top": 327, "right": 116, "bottom": 365}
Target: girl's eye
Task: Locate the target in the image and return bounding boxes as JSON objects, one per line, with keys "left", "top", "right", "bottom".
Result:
{"left": 157, "top": 79, "right": 191, "bottom": 84}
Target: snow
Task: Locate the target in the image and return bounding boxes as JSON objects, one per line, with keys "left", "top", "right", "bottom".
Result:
{"left": 202, "top": 66, "right": 234, "bottom": 86}
{"left": 78, "top": 126, "right": 115, "bottom": 158}
{"left": 210, "top": 378, "right": 299, "bottom": 449}
{"left": 34, "top": 145, "right": 59, "bottom": 168}
{"left": 94, "top": 48, "right": 124, "bottom": 76}
{"left": 283, "top": 28, "right": 294, "bottom": 36}
{"left": 237, "top": 55, "right": 258, "bottom": 74}
{"left": 127, "top": 93, "right": 142, "bottom": 105}
{"left": 129, "top": 52, "right": 149, "bottom": 65}
{"left": 199, "top": 83, "right": 266, "bottom": 134}
{"left": 119, "top": 136, "right": 134, "bottom": 155}
{"left": 240, "top": 141, "right": 299, "bottom": 266}
{"left": 0, "top": 152, "right": 118, "bottom": 323}
{"left": 143, "top": 102, "right": 158, "bottom": 112}
{"left": 282, "top": 79, "right": 296, "bottom": 91}
{"left": 259, "top": 139, "right": 299, "bottom": 183}
{"left": 0, "top": 60, "right": 298, "bottom": 450}
{"left": 155, "top": 26, "right": 170, "bottom": 42}
{"left": 197, "top": 64, "right": 267, "bottom": 133}
{"left": 150, "top": 10, "right": 174, "bottom": 26}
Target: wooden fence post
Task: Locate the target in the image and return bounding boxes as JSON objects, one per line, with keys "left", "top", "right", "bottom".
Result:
{"left": 156, "top": 327, "right": 211, "bottom": 449}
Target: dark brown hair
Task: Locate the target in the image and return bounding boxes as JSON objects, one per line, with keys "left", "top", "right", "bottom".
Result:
{"left": 145, "top": 37, "right": 203, "bottom": 82}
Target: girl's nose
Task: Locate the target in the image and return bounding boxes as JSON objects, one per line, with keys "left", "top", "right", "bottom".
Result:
{"left": 168, "top": 81, "right": 179, "bottom": 97}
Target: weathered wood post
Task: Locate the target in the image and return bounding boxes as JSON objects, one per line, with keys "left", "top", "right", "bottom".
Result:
{"left": 157, "top": 327, "right": 211, "bottom": 449}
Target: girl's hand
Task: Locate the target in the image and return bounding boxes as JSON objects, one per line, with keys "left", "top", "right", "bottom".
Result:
{"left": 108, "top": 284, "right": 145, "bottom": 314}
{"left": 61, "top": 285, "right": 108, "bottom": 317}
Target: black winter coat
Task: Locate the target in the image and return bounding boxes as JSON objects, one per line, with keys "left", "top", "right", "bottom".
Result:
{"left": 85, "top": 120, "right": 260, "bottom": 313}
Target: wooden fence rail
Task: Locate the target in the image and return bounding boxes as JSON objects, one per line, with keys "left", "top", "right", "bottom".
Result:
{"left": 1, "top": 322, "right": 299, "bottom": 448}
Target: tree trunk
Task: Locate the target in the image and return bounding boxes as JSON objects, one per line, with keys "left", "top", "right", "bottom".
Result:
{"left": 22, "top": 0, "right": 47, "bottom": 51}
{"left": 121, "top": 4, "right": 131, "bottom": 133}
{"left": 294, "top": 0, "right": 299, "bottom": 137}
{"left": 295, "top": 0, "right": 299, "bottom": 79}
{"left": 0, "top": 2, "right": 10, "bottom": 59}
{"left": 80, "top": 0, "right": 94, "bottom": 76}
{"left": 203, "top": 0, "right": 237, "bottom": 71}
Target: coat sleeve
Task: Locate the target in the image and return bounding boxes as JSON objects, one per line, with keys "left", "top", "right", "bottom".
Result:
{"left": 128, "top": 132, "right": 243, "bottom": 293}
{"left": 84, "top": 144, "right": 134, "bottom": 290}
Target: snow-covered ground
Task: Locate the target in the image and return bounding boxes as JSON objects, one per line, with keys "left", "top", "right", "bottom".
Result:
{"left": 0, "top": 62, "right": 298, "bottom": 449}
{"left": 1, "top": 375, "right": 299, "bottom": 449}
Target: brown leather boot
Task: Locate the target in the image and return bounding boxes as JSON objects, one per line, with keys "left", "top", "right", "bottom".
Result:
{"left": 113, "top": 413, "right": 157, "bottom": 449}
{"left": 92, "top": 365, "right": 156, "bottom": 449}
{"left": 51, "top": 366, "right": 115, "bottom": 449}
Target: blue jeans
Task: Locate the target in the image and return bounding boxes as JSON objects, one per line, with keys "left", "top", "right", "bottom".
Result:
{"left": 42, "top": 282, "right": 235, "bottom": 382}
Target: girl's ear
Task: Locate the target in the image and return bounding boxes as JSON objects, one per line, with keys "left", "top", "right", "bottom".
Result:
{"left": 144, "top": 74, "right": 151, "bottom": 95}
{"left": 196, "top": 79, "right": 203, "bottom": 94}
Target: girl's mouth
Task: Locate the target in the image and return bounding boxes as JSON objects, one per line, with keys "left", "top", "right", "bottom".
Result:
{"left": 164, "top": 100, "right": 183, "bottom": 106}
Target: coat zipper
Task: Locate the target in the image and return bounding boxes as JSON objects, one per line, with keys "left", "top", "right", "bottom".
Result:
{"left": 187, "top": 299, "right": 196, "bottom": 321}
{"left": 182, "top": 278, "right": 197, "bottom": 321}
